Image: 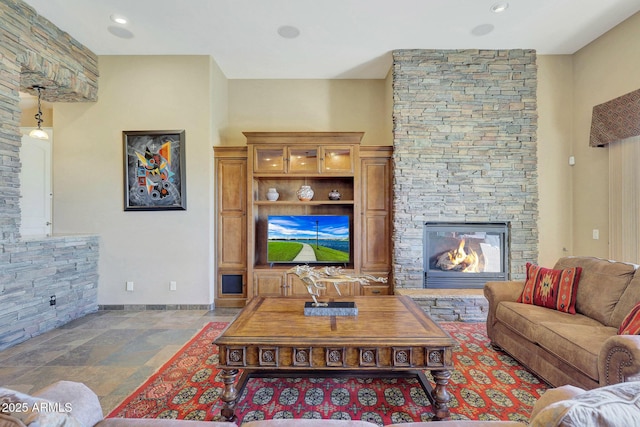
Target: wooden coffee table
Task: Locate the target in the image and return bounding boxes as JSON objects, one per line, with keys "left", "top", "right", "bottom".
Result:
{"left": 213, "top": 296, "right": 456, "bottom": 422}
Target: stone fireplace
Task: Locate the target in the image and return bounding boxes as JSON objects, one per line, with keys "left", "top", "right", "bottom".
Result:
{"left": 392, "top": 49, "right": 538, "bottom": 291}
{"left": 424, "top": 222, "right": 509, "bottom": 289}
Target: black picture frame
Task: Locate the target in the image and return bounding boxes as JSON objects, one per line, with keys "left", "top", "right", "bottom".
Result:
{"left": 123, "top": 130, "right": 186, "bottom": 211}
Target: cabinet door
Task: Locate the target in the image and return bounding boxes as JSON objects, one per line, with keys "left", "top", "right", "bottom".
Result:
{"left": 215, "top": 148, "right": 248, "bottom": 308}
{"left": 321, "top": 146, "right": 354, "bottom": 174}
{"left": 288, "top": 146, "right": 319, "bottom": 173}
{"left": 254, "top": 146, "right": 285, "bottom": 173}
{"left": 361, "top": 155, "right": 391, "bottom": 272}
{"left": 217, "top": 159, "right": 246, "bottom": 269}
{"left": 287, "top": 274, "right": 313, "bottom": 297}
{"left": 254, "top": 271, "right": 286, "bottom": 297}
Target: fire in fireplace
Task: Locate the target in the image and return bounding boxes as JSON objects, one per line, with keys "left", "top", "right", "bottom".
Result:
{"left": 424, "top": 222, "right": 510, "bottom": 289}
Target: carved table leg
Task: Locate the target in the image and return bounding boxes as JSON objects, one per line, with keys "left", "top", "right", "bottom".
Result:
{"left": 431, "top": 369, "right": 452, "bottom": 421}
{"left": 220, "top": 368, "right": 239, "bottom": 423}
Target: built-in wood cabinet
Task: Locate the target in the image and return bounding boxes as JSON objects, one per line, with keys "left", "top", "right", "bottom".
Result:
{"left": 214, "top": 147, "right": 248, "bottom": 307}
{"left": 214, "top": 133, "right": 392, "bottom": 306}
{"left": 360, "top": 147, "right": 393, "bottom": 274}
{"left": 253, "top": 145, "right": 355, "bottom": 174}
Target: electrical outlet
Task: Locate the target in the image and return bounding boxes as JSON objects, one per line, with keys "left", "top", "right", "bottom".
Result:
{"left": 126, "top": 281, "right": 134, "bottom": 291}
{"left": 170, "top": 281, "right": 177, "bottom": 291}
{"left": 49, "top": 295, "right": 56, "bottom": 306}
{"left": 593, "top": 229, "right": 600, "bottom": 240}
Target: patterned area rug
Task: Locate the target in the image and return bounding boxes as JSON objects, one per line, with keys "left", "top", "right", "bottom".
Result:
{"left": 107, "top": 322, "right": 548, "bottom": 424}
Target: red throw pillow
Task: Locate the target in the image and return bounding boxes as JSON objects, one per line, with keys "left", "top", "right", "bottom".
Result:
{"left": 618, "top": 302, "right": 640, "bottom": 335}
{"left": 517, "top": 262, "right": 582, "bottom": 313}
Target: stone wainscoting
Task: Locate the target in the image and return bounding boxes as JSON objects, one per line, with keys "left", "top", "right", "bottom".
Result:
{"left": 0, "top": 235, "right": 100, "bottom": 350}
{"left": 396, "top": 288, "right": 488, "bottom": 322}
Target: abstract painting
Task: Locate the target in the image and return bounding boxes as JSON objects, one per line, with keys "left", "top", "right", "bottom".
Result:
{"left": 123, "top": 130, "right": 186, "bottom": 211}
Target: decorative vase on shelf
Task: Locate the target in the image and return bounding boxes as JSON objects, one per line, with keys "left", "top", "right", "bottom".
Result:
{"left": 296, "top": 185, "right": 314, "bottom": 201}
{"left": 266, "top": 188, "right": 279, "bottom": 201}
{"left": 328, "top": 189, "right": 341, "bottom": 201}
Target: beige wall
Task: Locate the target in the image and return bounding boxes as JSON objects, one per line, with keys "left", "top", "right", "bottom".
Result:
{"left": 571, "top": 12, "right": 640, "bottom": 258}
{"left": 223, "top": 79, "right": 391, "bottom": 146}
{"left": 536, "top": 55, "right": 574, "bottom": 266}
{"left": 53, "top": 56, "right": 221, "bottom": 305}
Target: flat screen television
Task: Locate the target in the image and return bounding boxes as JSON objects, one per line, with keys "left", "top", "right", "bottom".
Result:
{"left": 267, "top": 215, "right": 350, "bottom": 264}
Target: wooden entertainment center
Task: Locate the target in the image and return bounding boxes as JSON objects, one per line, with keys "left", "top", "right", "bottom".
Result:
{"left": 214, "top": 132, "right": 393, "bottom": 307}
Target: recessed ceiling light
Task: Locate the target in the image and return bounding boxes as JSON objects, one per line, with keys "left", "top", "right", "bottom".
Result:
{"left": 110, "top": 14, "right": 128, "bottom": 25}
{"left": 277, "top": 25, "right": 300, "bottom": 39}
{"left": 490, "top": 2, "right": 509, "bottom": 13}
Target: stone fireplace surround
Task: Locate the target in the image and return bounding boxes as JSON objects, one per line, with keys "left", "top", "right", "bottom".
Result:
{"left": 391, "top": 49, "right": 538, "bottom": 301}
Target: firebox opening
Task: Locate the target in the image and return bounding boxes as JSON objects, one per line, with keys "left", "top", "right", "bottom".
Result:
{"left": 424, "top": 222, "right": 510, "bottom": 289}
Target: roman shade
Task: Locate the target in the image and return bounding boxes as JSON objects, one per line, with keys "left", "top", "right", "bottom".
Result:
{"left": 590, "top": 88, "right": 640, "bottom": 147}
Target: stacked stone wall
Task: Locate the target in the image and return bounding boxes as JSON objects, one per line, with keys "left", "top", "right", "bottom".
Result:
{"left": 0, "top": 236, "right": 99, "bottom": 350}
{"left": 1, "top": 0, "right": 98, "bottom": 241}
{"left": 392, "top": 49, "right": 538, "bottom": 289}
{"left": 0, "top": 0, "right": 100, "bottom": 349}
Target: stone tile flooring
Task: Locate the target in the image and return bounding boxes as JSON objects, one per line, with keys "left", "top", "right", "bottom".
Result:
{"left": 0, "top": 308, "right": 240, "bottom": 415}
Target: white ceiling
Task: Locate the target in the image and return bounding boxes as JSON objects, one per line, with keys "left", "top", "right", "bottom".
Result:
{"left": 19, "top": 0, "right": 640, "bottom": 79}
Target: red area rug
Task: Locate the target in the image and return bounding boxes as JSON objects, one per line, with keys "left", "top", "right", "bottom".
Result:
{"left": 108, "top": 322, "right": 548, "bottom": 424}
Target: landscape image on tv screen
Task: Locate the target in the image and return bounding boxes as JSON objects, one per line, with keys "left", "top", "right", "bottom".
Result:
{"left": 267, "top": 215, "right": 350, "bottom": 263}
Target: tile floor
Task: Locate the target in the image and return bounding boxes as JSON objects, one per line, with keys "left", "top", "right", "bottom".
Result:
{"left": 0, "top": 308, "right": 240, "bottom": 415}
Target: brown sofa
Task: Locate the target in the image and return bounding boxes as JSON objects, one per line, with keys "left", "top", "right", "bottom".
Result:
{"left": 485, "top": 256, "right": 640, "bottom": 390}
{"left": 4, "top": 380, "right": 640, "bottom": 426}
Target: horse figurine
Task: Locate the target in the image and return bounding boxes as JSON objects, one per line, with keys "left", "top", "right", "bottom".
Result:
{"left": 287, "top": 265, "right": 387, "bottom": 307}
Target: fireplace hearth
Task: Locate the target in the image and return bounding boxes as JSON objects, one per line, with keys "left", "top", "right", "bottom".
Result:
{"left": 424, "top": 222, "right": 510, "bottom": 289}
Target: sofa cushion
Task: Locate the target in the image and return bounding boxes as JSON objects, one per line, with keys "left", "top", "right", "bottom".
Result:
{"left": 0, "top": 387, "right": 81, "bottom": 427}
{"left": 611, "top": 272, "right": 640, "bottom": 328}
{"left": 518, "top": 263, "right": 581, "bottom": 313}
{"left": 618, "top": 301, "right": 640, "bottom": 335}
{"left": 495, "top": 301, "right": 600, "bottom": 345}
{"left": 528, "top": 385, "right": 585, "bottom": 421}
{"left": 535, "top": 322, "right": 617, "bottom": 381}
{"left": 0, "top": 414, "right": 26, "bottom": 427}
{"left": 33, "top": 381, "right": 103, "bottom": 427}
{"left": 529, "top": 381, "right": 640, "bottom": 427}
{"left": 554, "top": 257, "right": 636, "bottom": 326}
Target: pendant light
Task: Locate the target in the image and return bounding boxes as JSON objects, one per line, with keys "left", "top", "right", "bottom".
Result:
{"left": 29, "top": 86, "right": 49, "bottom": 140}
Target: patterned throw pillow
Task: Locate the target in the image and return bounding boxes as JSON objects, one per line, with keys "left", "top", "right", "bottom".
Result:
{"left": 618, "top": 302, "right": 640, "bottom": 335}
{"left": 518, "top": 262, "right": 582, "bottom": 313}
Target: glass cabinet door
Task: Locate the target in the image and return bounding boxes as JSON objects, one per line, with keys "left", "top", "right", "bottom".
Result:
{"left": 254, "top": 146, "right": 285, "bottom": 173}
{"left": 322, "top": 146, "right": 354, "bottom": 173}
{"left": 288, "top": 147, "right": 319, "bottom": 173}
